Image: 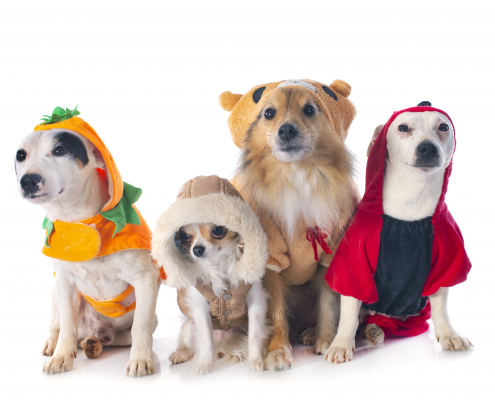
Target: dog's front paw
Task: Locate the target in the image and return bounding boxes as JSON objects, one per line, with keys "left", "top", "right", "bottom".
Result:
{"left": 194, "top": 361, "right": 214, "bottom": 375}
{"left": 299, "top": 326, "right": 316, "bottom": 346}
{"left": 264, "top": 348, "right": 293, "bottom": 371}
{"left": 437, "top": 333, "right": 473, "bottom": 351}
{"left": 249, "top": 356, "right": 264, "bottom": 372}
{"left": 42, "top": 352, "right": 76, "bottom": 374}
{"left": 169, "top": 349, "right": 194, "bottom": 364}
{"left": 314, "top": 335, "right": 336, "bottom": 355}
{"left": 125, "top": 357, "right": 155, "bottom": 377}
{"left": 324, "top": 339, "right": 355, "bottom": 364}
{"left": 41, "top": 336, "right": 58, "bottom": 357}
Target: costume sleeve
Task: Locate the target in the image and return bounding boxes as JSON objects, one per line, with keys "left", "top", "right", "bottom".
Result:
{"left": 422, "top": 210, "right": 471, "bottom": 296}
{"left": 325, "top": 210, "right": 382, "bottom": 304}
{"left": 257, "top": 207, "right": 290, "bottom": 272}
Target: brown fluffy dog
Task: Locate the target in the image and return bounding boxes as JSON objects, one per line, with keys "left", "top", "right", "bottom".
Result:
{"left": 229, "top": 81, "right": 359, "bottom": 370}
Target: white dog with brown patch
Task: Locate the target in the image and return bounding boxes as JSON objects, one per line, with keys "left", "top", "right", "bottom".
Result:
{"left": 15, "top": 111, "right": 160, "bottom": 377}
{"left": 325, "top": 102, "right": 472, "bottom": 363}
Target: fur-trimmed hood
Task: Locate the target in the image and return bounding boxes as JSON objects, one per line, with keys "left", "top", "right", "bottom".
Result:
{"left": 152, "top": 175, "right": 268, "bottom": 289}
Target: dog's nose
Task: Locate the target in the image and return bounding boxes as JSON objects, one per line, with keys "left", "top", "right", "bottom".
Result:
{"left": 20, "top": 173, "right": 42, "bottom": 195}
{"left": 278, "top": 123, "right": 298, "bottom": 142}
{"left": 193, "top": 246, "right": 205, "bottom": 258}
{"left": 416, "top": 141, "right": 439, "bottom": 161}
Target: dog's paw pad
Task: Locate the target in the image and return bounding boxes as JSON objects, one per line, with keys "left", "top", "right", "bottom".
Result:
{"left": 439, "top": 334, "right": 473, "bottom": 351}
{"left": 299, "top": 326, "right": 316, "bottom": 346}
{"left": 83, "top": 337, "right": 102, "bottom": 359}
{"left": 324, "top": 343, "right": 354, "bottom": 364}
{"left": 364, "top": 324, "right": 385, "bottom": 345}
{"left": 169, "top": 349, "right": 194, "bottom": 364}
{"left": 125, "top": 358, "right": 155, "bottom": 377}
{"left": 314, "top": 336, "right": 335, "bottom": 355}
{"left": 264, "top": 348, "right": 293, "bottom": 371}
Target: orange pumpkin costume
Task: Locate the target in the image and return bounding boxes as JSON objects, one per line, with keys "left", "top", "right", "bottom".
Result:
{"left": 36, "top": 107, "right": 165, "bottom": 318}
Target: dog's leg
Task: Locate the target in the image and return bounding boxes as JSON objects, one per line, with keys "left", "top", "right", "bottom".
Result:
{"left": 42, "top": 277, "right": 80, "bottom": 374}
{"left": 42, "top": 285, "right": 60, "bottom": 357}
{"left": 125, "top": 270, "right": 158, "bottom": 377}
{"left": 313, "top": 265, "right": 340, "bottom": 355}
{"left": 78, "top": 336, "right": 103, "bottom": 359}
{"left": 169, "top": 319, "right": 195, "bottom": 364}
{"left": 429, "top": 287, "right": 472, "bottom": 351}
{"left": 324, "top": 295, "right": 361, "bottom": 364}
{"left": 264, "top": 270, "right": 293, "bottom": 371}
{"left": 189, "top": 287, "right": 215, "bottom": 375}
{"left": 246, "top": 281, "right": 269, "bottom": 371}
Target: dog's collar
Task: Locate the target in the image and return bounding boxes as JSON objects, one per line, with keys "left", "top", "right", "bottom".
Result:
{"left": 42, "top": 182, "right": 151, "bottom": 262}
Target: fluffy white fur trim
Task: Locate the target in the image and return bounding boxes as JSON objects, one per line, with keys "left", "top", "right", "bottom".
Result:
{"left": 152, "top": 193, "right": 268, "bottom": 289}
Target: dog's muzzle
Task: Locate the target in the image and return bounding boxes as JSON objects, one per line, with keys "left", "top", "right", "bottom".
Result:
{"left": 20, "top": 173, "right": 42, "bottom": 196}
{"left": 415, "top": 140, "right": 440, "bottom": 168}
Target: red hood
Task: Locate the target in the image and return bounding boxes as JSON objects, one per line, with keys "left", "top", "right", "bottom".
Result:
{"left": 359, "top": 106, "right": 456, "bottom": 221}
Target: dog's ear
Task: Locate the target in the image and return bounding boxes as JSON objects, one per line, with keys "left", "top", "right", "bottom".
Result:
{"left": 92, "top": 147, "right": 106, "bottom": 169}
{"left": 219, "top": 91, "right": 243, "bottom": 111}
{"left": 329, "top": 80, "right": 352, "bottom": 98}
{"left": 367, "top": 124, "right": 384, "bottom": 157}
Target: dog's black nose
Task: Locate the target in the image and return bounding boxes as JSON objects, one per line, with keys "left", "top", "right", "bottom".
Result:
{"left": 278, "top": 123, "right": 298, "bottom": 142}
{"left": 416, "top": 141, "right": 439, "bottom": 161}
{"left": 193, "top": 246, "right": 205, "bottom": 258}
{"left": 20, "top": 173, "right": 42, "bottom": 195}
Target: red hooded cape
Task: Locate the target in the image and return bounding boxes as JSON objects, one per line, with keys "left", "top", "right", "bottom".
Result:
{"left": 325, "top": 106, "right": 471, "bottom": 337}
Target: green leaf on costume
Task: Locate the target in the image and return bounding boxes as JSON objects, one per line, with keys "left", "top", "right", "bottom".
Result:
{"left": 42, "top": 216, "right": 54, "bottom": 248}
{"left": 101, "top": 182, "right": 142, "bottom": 237}
{"left": 40, "top": 105, "right": 81, "bottom": 125}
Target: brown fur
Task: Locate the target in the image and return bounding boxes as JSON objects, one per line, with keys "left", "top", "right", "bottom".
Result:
{"left": 177, "top": 223, "right": 241, "bottom": 257}
{"left": 78, "top": 335, "right": 102, "bottom": 359}
{"left": 232, "top": 85, "right": 359, "bottom": 363}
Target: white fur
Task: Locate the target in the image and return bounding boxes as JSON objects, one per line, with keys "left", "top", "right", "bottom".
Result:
{"left": 327, "top": 111, "right": 471, "bottom": 362}
{"left": 383, "top": 111, "right": 455, "bottom": 221}
{"left": 16, "top": 129, "right": 159, "bottom": 376}
{"left": 168, "top": 250, "right": 269, "bottom": 375}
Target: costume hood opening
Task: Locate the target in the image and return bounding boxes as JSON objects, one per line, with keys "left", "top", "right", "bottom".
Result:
{"left": 152, "top": 175, "right": 268, "bottom": 289}
{"left": 34, "top": 107, "right": 122, "bottom": 212}
{"left": 360, "top": 105, "right": 456, "bottom": 221}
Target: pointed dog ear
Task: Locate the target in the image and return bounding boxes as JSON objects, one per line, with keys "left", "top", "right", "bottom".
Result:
{"left": 219, "top": 91, "right": 243, "bottom": 111}
{"left": 367, "top": 124, "right": 384, "bottom": 157}
{"left": 329, "top": 80, "right": 352, "bottom": 98}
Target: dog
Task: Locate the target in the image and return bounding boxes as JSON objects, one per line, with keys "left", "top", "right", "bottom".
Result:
{"left": 325, "top": 104, "right": 472, "bottom": 363}
{"left": 16, "top": 120, "right": 160, "bottom": 377}
{"left": 230, "top": 80, "right": 359, "bottom": 370}
{"left": 151, "top": 175, "right": 270, "bottom": 375}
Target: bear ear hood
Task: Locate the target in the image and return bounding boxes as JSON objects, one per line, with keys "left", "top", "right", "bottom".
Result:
{"left": 152, "top": 175, "right": 268, "bottom": 289}
{"left": 219, "top": 79, "right": 356, "bottom": 148}
{"left": 34, "top": 106, "right": 123, "bottom": 212}
{"left": 361, "top": 103, "right": 457, "bottom": 220}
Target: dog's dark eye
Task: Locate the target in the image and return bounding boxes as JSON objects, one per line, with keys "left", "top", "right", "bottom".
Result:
{"left": 439, "top": 123, "right": 449, "bottom": 132}
{"left": 303, "top": 105, "right": 315, "bottom": 116}
{"left": 16, "top": 149, "right": 26, "bottom": 162}
{"left": 398, "top": 125, "right": 409, "bottom": 132}
{"left": 180, "top": 232, "right": 191, "bottom": 241}
{"left": 53, "top": 146, "right": 67, "bottom": 156}
{"left": 212, "top": 226, "right": 225, "bottom": 236}
{"left": 264, "top": 108, "right": 276, "bottom": 120}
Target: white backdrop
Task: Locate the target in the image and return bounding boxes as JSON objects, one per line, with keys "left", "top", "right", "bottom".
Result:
{"left": 1, "top": 1, "right": 494, "bottom": 398}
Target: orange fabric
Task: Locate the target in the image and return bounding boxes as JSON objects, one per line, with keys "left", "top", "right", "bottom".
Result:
{"left": 82, "top": 285, "right": 136, "bottom": 318}
{"left": 34, "top": 117, "right": 122, "bottom": 212}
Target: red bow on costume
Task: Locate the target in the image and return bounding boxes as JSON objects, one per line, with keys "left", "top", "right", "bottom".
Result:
{"left": 306, "top": 226, "right": 332, "bottom": 262}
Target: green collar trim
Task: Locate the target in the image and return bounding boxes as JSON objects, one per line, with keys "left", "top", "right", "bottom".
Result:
{"left": 40, "top": 105, "right": 80, "bottom": 125}
{"left": 42, "top": 181, "right": 143, "bottom": 246}
{"left": 101, "top": 182, "right": 142, "bottom": 237}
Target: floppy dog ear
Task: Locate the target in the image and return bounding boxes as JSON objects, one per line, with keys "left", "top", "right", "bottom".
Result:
{"left": 219, "top": 91, "right": 243, "bottom": 111}
{"left": 329, "top": 80, "right": 352, "bottom": 98}
{"left": 367, "top": 124, "right": 384, "bottom": 157}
